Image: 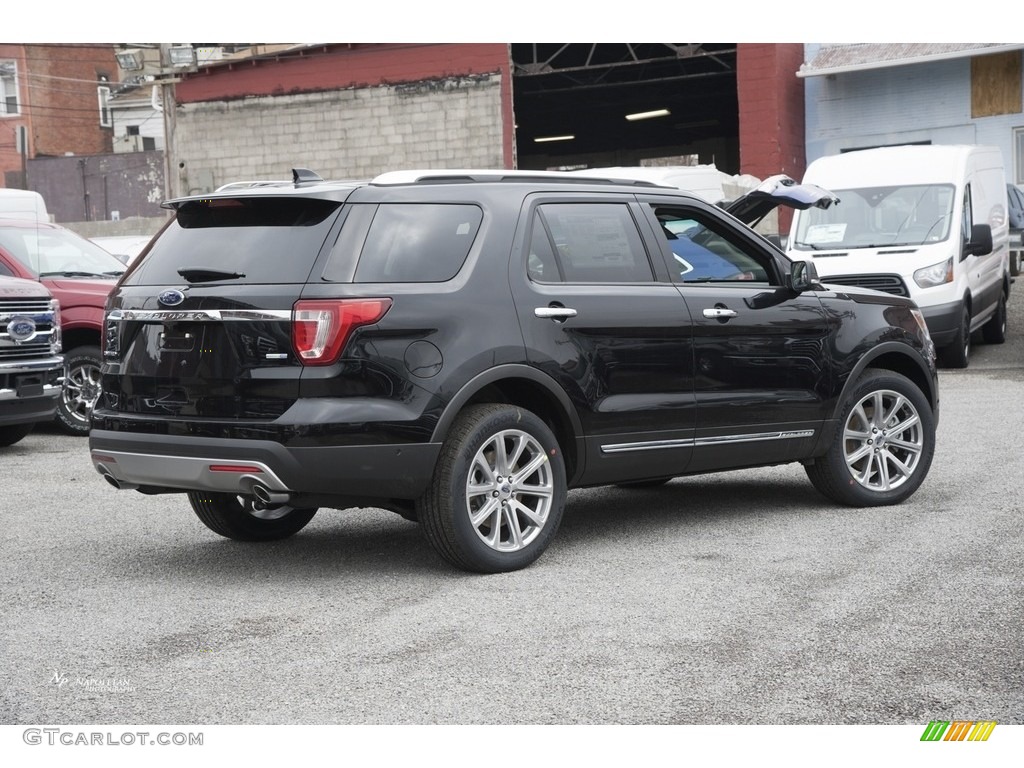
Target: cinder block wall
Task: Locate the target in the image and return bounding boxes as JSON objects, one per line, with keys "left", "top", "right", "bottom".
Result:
{"left": 172, "top": 74, "right": 506, "bottom": 195}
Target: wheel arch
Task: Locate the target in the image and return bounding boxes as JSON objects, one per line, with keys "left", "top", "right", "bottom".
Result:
{"left": 836, "top": 342, "right": 938, "bottom": 417}
{"left": 431, "top": 364, "right": 585, "bottom": 485}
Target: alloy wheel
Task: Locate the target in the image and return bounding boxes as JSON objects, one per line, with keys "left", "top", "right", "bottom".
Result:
{"left": 843, "top": 388, "right": 924, "bottom": 492}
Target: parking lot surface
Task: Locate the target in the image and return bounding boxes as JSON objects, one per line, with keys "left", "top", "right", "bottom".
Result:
{"left": 1, "top": 287, "right": 1022, "bottom": 725}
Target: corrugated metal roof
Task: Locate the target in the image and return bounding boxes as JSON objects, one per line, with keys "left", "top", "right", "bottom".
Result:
{"left": 798, "top": 43, "right": 1024, "bottom": 78}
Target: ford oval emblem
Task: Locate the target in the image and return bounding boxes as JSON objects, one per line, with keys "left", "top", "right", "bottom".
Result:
{"left": 158, "top": 289, "right": 185, "bottom": 307}
{"left": 7, "top": 316, "right": 37, "bottom": 343}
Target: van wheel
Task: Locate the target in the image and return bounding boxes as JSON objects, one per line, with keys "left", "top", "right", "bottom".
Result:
{"left": 982, "top": 290, "right": 1007, "bottom": 344}
{"left": 187, "top": 492, "right": 318, "bottom": 541}
{"left": 940, "top": 306, "right": 971, "bottom": 368}
{"left": 416, "top": 404, "right": 567, "bottom": 573}
{"left": 805, "top": 370, "right": 935, "bottom": 507}
{"left": 57, "top": 345, "right": 102, "bottom": 435}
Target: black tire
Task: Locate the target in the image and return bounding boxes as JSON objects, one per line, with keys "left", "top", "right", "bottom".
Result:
{"left": 57, "top": 345, "right": 102, "bottom": 435}
{"left": 940, "top": 305, "right": 970, "bottom": 369}
{"left": 805, "top": 369, "right": 935, "bottom": 507}
{"left": 615, "top": 477, "right": 672, "bottom": 489}
{"left": 416, "top": 404, "right": 567, "bottom": 573}
{"left": 0, "top": 423, "right": 34, "bottom": 447}
{"left": 982, "top": 290, "right": 1007, "bottom": 344}
{"left": 1011, "top": 250, "right": 1021, "bottom": 278}
{"left": 187, "top": 491, "right": 318, "bottom": 542}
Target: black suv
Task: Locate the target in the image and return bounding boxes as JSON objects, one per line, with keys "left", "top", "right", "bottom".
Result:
{"left": 90, "top": 169, "right": 939, "bottom": 572}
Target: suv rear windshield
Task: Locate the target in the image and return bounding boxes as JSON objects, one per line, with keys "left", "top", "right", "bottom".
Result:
{"left": 125, "top": 197, "right": 342, "bottom": 285}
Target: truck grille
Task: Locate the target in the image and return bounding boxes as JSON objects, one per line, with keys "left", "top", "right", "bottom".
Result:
{"left": 0, "top": 298, "right": 57, "bottom": 361}
{"left": 822, "top": 274, "right": 910, "bottom": 297}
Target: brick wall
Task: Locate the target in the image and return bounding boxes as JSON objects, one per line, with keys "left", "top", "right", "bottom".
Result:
{"left": 0, "top": 45, "right": 30, "bottom": 187}
{"left": 172, "top": 74, "right": 507, "bottom": 196}
{"left": 25, "top": 44, "right": 117, "bottom": 158}
{"left": 737, "top": 44, "right": 807, "bottom": 232}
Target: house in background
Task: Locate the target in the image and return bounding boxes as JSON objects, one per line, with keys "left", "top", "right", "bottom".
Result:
{"left": 0, "top": 44, "right": 118, "bottom": 189}
{"left": 799, "top": 43, "right": 1024, "bottom": 182}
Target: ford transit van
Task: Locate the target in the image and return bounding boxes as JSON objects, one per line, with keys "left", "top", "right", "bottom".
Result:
{"left": 0, "top": 189, "right": 49, "bottom": 222}
{"left": 787, "top": 145, "right": 1011, "bottom": 367}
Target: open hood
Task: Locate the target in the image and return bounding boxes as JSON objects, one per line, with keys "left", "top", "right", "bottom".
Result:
{"left": 723, "top": 174, "right": 840, "bottom": 227}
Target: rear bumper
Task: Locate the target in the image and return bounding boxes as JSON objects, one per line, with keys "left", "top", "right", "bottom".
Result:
{"left": 88, "top": 429, "right": 441, "bottom": 500}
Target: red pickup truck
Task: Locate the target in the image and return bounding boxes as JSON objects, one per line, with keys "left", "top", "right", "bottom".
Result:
{"left": 0, "top": 218, "right": 125, "bottom": 434}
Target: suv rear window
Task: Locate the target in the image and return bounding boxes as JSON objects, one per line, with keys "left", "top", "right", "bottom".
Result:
{"left": 124, "top": 197, "right": 341, "bottom": 285}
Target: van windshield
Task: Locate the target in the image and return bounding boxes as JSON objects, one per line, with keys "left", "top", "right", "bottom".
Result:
{"left": 792, "top": 184, "right": 955, "bottom": 250}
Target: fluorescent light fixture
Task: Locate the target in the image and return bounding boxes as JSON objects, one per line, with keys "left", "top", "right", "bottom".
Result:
{"left": 534, "top": 134, "right": 575, "bottom": 143}
{"left": 625, "top": 108, "right": 671, "bottom": 122}
{"left": 168, "top": 46, "right": 196, "bottom": 67}
{"left": 115, "top": 49, "right": 143, "bottom": 71}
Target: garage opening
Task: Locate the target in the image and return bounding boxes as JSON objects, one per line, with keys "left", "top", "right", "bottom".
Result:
{"left": 511, "top": 43, "right": 739, "bottom": 173}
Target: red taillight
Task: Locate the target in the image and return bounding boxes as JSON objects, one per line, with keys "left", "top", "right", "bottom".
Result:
{"left": 291, "top": 298, "right": 392, "bottom": 365}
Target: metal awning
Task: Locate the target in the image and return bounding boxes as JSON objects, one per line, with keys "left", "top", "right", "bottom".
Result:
{"left": 797, "top": 43, "right": 1024, "bottom": 78}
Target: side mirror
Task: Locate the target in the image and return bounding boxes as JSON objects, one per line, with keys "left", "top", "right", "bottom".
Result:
{"left": 964, "top": 223, "right": 993, "bottom": 258}
{"left": 789, "top": 259, "right": 819, "bottom": 293}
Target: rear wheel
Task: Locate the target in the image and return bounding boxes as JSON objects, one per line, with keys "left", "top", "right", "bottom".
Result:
{"left": 187, "top": 492, "right": 317, "bottom": 541}
{"left": 1010, "top": 250, "right": 1021, "bottom": 277}
{"left": 806, "top": 369, "right": 935, "bottom": 507}
{"left": 417, "top": 404, "right": 567, "bottom": 573}
{"left": 57, "top": 345, "right": 102, "bottom": 435}
{"left": 982, "top": 290, "right": 1007, "bottom": 344}
{"left": 0, "top": 423, "right": 34, "bottom": 447}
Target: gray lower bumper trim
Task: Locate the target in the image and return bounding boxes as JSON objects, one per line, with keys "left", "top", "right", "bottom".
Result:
{"left": 91, "top": 450, "right": 291, "bottom": 495}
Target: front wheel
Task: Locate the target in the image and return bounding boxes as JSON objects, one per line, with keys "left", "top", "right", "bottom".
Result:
{"left": 188, "top": 492, "right": 318, "bottom": 541}
{"left": 940, "top": 305, "right": 971, "bottom": 369}
{"left": 57, "top": 345, "right": 102, "bottom": 435}
{"left": 416, "top": 404, "right": 567, "bottom": 573}
{"left": 981, "top": 290, "right": 1007, "bottom": 344}
{"left": 805, "top": 369, "right": 935, "bottom": 507}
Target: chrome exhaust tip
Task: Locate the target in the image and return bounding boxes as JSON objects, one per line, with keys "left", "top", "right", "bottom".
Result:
{"left": 251, "top": 483, "right": 291, "bottom": 506}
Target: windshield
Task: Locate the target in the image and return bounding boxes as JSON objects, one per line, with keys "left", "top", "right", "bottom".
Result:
{"left": 0, "top": 224, "right": 126, "bottom": 278}
{"left": 792, "top": 184, "right": 955, "bottom": 250}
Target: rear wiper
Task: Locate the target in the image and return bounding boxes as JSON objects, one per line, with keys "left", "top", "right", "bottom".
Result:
{"left": 40, "top": 270, "right": 118, "bottom": 278}
{"left": 177, "top": 267, "right": 246, "bottom": 282}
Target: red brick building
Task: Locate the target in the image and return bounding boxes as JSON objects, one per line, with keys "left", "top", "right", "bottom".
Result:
{"left": 0, "top": 44, "right": 118, "bottom": 188}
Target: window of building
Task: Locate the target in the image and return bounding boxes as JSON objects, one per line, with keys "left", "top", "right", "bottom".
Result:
{"left": 0, "top": 61, "right": 19, "bottom": 116}
{"left": 97, "top": 85, "right": 112, "bottom": 127}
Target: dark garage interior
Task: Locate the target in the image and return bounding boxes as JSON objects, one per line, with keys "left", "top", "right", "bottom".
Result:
{"left": 511, "top": 43, "right": 739, "bottom": 173}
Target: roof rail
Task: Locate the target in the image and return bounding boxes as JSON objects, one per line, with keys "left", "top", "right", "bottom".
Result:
{"left": 371, "top": 169, "right": 668, "bottom": 188}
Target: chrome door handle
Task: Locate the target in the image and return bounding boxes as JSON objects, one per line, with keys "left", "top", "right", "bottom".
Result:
{"left": 535, "top": 307, "right": 578, "bottom": 320}
{"left": 703, "top": 308, "right": 737, "bottom": 319}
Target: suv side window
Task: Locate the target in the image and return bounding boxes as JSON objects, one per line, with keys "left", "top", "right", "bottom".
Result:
{"left": 651, "top": 205, "right": 771, "bottom": 283}
{"left": 529, "top": 203, "right": 654, "bottom": 283}
{"left": 352, "top": 203, "right": 483, "bottom": 283}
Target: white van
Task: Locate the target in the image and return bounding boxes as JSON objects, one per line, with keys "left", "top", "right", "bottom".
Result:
{"left": 570, "top": 165, "right": 736, "bottom": 203}
{"left": 0, "top": 189, "right": 49, "bottom": 222}
{"left": 787, "top": 145, "right": 1011, "bottom": 367}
